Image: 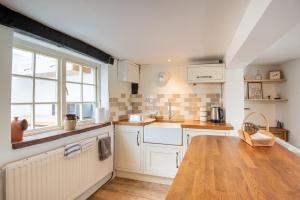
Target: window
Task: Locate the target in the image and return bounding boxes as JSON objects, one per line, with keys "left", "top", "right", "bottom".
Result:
{"left": 11, "top": 48, "right": 59, "bottom": 132}
{"left": 66, "top": 61, "right": 96, "bottom": 121}
{"left": 11, "top": 46, "right": 98, "bottom": 135}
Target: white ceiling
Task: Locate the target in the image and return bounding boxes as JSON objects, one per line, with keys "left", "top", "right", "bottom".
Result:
{"left": 0, "top": 0, "right": 249, "bottom": 65}
{"left": 251, "top": 21, "right": 300, "bottom": 66}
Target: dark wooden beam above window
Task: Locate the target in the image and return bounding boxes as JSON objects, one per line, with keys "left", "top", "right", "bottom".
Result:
{"left": 0, "top": 4, "right": 114, "bottom": 65}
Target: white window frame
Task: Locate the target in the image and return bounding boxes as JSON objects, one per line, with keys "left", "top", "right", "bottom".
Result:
{"left": 11, "top": 40, "right": 100, "bottom": 136}
{"left": 11, "top": 46, "right": 61, "bottom": 135}
{"left": 63, "top": 59, "right": 98, "bottom": 124}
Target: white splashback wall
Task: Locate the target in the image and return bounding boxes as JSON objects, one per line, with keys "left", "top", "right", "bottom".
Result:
{"left": 140, "top": 64, "right": 222, "bottom": 96}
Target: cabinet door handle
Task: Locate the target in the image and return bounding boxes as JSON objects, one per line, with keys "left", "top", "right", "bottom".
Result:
{"left": 137, "top": 131, "right": 140, "bottom": 146}
{"left": 176, "top": 152, "right": 179, "bottom": 168}
{"left": 196, "top": 75, "right": 212, "bottom": 79}
{"left": 187, "top": 134, "right": 190, "bottom": 147}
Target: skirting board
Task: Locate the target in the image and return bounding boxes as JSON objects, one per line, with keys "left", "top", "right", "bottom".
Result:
{"left": 116, "top": 170, "right": 173, "bottom": 185}
{"left": 75, "top": 172, "right": 113, "bottom": 200}
{"left": 275, "top": 138, "right": 300, "bottom": 156}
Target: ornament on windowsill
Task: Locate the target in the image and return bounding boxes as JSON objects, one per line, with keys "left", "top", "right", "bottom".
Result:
{"left": 11, "top": 117, "right": 28, "bottom": 142}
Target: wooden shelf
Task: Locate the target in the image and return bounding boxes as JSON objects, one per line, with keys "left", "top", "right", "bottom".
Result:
{"left": 245, "top": 99, "right": 288, "bottom": 103}
{"left": 244, "top": 79, "right": 286, "bottom": 83}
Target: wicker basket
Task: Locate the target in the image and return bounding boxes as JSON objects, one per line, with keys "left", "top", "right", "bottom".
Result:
{"left": 239, "top": 112, "right": 275, "bottom": 147}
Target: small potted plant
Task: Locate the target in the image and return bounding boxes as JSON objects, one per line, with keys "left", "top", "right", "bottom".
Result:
{"left": 64, "top": 114, "right": 79, "bottom": 131}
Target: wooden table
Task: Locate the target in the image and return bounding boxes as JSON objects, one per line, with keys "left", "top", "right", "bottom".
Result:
{"left": 166, "top": 136, "right": 300, "bottom": 200}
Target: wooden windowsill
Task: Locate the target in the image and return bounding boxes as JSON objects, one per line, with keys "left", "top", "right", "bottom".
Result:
{"left": 12, "top": 122, "right": 112, "bottom": 149}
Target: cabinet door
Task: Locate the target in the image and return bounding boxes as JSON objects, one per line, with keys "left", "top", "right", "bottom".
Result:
{"left": 117, "top": 61, "right": 139, "bottom": 83}
{"left": 183, "top": 129, "right": 227, "bottom": 153}
{"left": 144, "top": 144, "right": 182, "bottom": 178}
{"left": 187, "top": 65, "right": 224, "bottom": 83}
{"left": 127, "top": 63, "right": 139, "bottom": 83}
{"left": 115, "top": 127, "right": 142, "bottom": 173}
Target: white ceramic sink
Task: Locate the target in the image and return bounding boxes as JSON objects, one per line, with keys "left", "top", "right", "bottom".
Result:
{"left": 144, "top": 122, "right": 182, "bottom": 145}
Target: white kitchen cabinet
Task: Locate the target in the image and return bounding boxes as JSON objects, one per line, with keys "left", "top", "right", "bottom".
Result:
{"left": 117, "top": 60, "right": 139, "bottom": 83}
{"left": 183, "top": 128, "right": 227, "bottom": 153}
{"left": 144, "top": 144, "right": 182, "bottom": 178}
{"left": 115, "top": 125, "right": 143, "bottom": 173}
{"left": 187, "top": 64, "right": 225, "bottom": 83}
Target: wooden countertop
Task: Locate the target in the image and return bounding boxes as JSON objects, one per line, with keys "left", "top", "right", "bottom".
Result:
{"left": 181, "top": 120, "right": 233, "bottom": 130}
{"left": 166, "top": 136, "right": 300, "bottom": 200}
{"left": 113, "top": 118, "right": 156, "bottom": 126}
{"left": 114, "top": 119, "right": 233, "bottom": 130}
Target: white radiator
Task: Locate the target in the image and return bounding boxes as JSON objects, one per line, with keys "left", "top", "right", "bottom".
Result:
{"left": 5, "top": 133, "right": 113, "bottom": 200}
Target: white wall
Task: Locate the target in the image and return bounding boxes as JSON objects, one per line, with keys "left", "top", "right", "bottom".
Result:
{"left": 0, "top": 25, "right": 13, "bottom": 199}
{"left": 277, "top": 58, "right": 300, "bottom": 148}
{"left": 225, "top": 0, "right": 272, "bottom": 67}
{"left": 224, "top": 68, "right": 245, "bottom": 132}
{"left": 140, "top": 64, "right": 222, "bottom": 96}
{"left": 225, "top": 0, "right": 300, "bottom": 68}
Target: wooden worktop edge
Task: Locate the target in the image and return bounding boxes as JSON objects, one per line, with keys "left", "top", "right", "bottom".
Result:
{"left": 12, "top": 122, "right": 112, "bottom": 149}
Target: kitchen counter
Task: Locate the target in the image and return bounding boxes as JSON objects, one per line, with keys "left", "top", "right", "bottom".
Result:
{"left": 113, "top": 118, "right": 156, "bottom": 126}
{"left": 114, "top": 119, "right": 233, "bottom": 130}
{"left": 166, "top": 136, "right": 300, "bottom": 200}
{"left": 181, "top": 120, "right": 233, "bottom": 130}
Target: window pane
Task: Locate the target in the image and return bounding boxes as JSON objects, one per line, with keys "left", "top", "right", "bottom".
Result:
{"left": 83, "top": 85, "right": 95, "bottom": 102}
{"left": 83, "top": 103, "right": 95, "bottom": 120}
{"left": 66, "top": 83, "right": 81, "bottom": 102}
{"left": 11, "top": 76, "right": 33, "bottom": 103}
{"left": 11, "top": 105, "right": 33, "bottom": 130}
{"left": 67, "top": 103, "right": 80, "bottom": 116}
{"left": 83, "top": 66, "right": 95, "bottom": 84}
{"left": 35, "top": 79, "right": 57, "bottom": 102}
{"left": 35, "top": 54, "right": 58, "bottom": 79}
{"left": 66, "top": 62, "right": 81, "bottom": 82}
{"left": 35, "top": 104, "right": 57, "bottom": 129}
{"left": 12, "top": 48, "right": 33, "bottom": 76}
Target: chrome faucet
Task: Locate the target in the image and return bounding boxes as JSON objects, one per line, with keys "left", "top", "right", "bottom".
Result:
{"left": 168, "top": 101, "right": 172, "bottom": 120}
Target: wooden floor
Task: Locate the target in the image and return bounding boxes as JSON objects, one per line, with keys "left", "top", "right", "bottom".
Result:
{"left": 88, "top": 177, "right": 170, "bottom": 200}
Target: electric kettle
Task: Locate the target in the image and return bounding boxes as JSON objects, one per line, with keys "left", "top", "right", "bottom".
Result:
{"left": 211, "top": 107, "right": 224, "bottom": 123}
